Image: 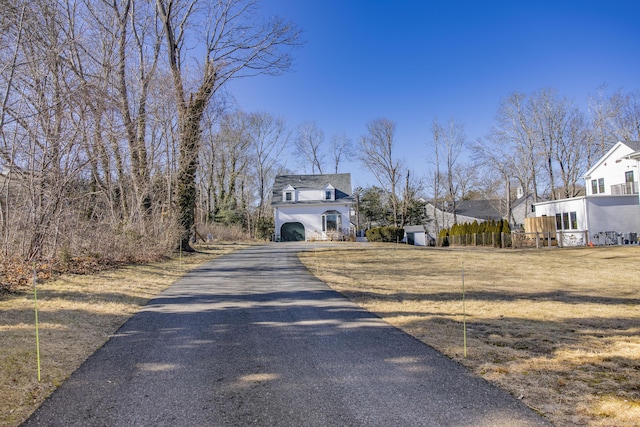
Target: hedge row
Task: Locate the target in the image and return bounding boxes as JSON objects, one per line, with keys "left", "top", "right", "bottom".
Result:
{"left": 438, "top": 219, "right": 511, "bottom": 239}
{"left": 365, "top": 226, "right": 405, "bottom": 242}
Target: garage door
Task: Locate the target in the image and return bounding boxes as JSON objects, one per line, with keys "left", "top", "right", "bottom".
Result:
{"left": 281, "top": 222, "right": 305, "bottom": 242}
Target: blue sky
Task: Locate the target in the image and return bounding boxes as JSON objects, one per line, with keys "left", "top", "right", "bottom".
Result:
{"left": 227, "top": 0, "right": 640, "bottom": 190}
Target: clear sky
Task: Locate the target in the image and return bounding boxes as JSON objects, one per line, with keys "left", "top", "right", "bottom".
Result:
{"left": 227, "top": 0, "right": 640, "bottom": 190}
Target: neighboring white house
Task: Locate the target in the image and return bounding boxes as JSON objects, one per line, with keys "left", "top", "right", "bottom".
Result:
{"left": 272, "top": 173, "right": 354, "bottom": 241}
{"left": 533, "top": 141, "right": 640, "bottom": 246}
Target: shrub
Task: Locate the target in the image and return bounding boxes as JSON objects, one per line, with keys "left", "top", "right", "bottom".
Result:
{"left": 366, "top": 226, "right": 404, "bottom": 243}
{"left": 255, "top": 217, "right": 275, "bottom": 241}
{"left": 196, "top": 224, "right": 251, "bottom": 242}
{"left": 365, "top": 228, "right": 382, "bottom": 242}
{"left": 437, "top": 228, "right": 449, "bottom": 246}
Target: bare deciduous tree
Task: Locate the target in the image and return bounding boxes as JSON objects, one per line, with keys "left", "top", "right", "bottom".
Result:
{"left": 0, "top": 0, "right": 90, "bottom": 260}
{"left": 494, "top": 92, "right": 542, "bottom": 203}
{"left": 0, "top": 0, "right": 304, "bottom": 271}
{"left": 359, "top": 118, "right": 402, "bottom": 226}
{"left": 247, "top": 112, "right": 288, "bottom": 219}
{"left": 426, "top": 120, "right": 442, "bottom": 232}
{"left": 294, "top": 121, "right": 325, "bottom": 174}
{"left": 473, "top": 137, "right": 519, "bottom": 225}
{"left": 556, "top": 105, "right": 589, "bottom": 198}
{"left": 529, "top": 89, "right": 561, "bottom": 198}
{"left": 607, "top": 89, "right": 640, "bottom": 143}
{"left": 199, "top": 108, "right": 255, "bottom": 230}
{"left": 526, "top": 88, "right": 588, "bottom": 200}
{"left": 587, "top": 87, "right": 640, "bottom": 169}
{"left": 330, "top": 131, "right": 353, "bottom": 174}
{"left": 400, "top": 169, "right": 425, "bottom": 227}
{"left": 588, "top": 85, "right": 618, "bottom": 165}
{"left": 431, "top": 118, "right": 465, "bottom": 224}
{"left": 112, "top": 0, "right": 162, "bottom": 221}
{"left": 156, "top": 0, "right": 301, "bottom": 250}
{"left": 485, "top": 88, "right": 591, "bottom": 212}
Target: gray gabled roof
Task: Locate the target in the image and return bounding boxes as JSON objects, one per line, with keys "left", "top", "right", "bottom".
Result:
{"left": 404, "top": 225, "right": 426, "bottom": 233}
{"left": 623, "top": 141, "right": 640, "bottom": 152}
{"left": 271, "top": 173, "right": 353, "bottom": 206}
{"left": 450, "top": 199, "right": 504, "bottom": 221}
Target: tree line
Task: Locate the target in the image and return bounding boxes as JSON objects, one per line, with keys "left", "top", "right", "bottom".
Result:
{"left": 349, "top": 87, "right": 639, "bottom": 233}
{"left": 0, "top": 0, "right": 301, "bottom": 265}
{"left": 356, "top": 88, "right": 639, "bottom": 232}
{"left": 475, "top": 87, "right": 640, "bottom": 207}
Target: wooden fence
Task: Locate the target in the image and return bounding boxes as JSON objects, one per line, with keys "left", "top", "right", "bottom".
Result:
{"left": 524, "top": 216, "right": 556, "bottom": 235}
{"left": 435, "top": 216, "right": 595, "bottom": 249}
{"left": 436, "top": 230, "right": 589, "bottom": 248}
{"left": 437, "top": 232, "right": 511, "bottom": 248}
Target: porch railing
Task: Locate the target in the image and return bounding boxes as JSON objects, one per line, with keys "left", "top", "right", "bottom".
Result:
{"left": 611, "top": 182, "right": 638, "bottom": 195}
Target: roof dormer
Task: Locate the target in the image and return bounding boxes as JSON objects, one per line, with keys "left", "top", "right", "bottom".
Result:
{"left": 282, "top": 184, "right": 296, "bottom": 202}
{"left": 323, "top": 183, "right": 335, "bottom": 201}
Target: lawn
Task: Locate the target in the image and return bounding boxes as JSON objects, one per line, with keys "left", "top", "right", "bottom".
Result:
{"left": 0, "top": 244, "right": 249, "bottom": 427}
{"left": 298, "top": 243, "right": 640, "bottom": 427}
{"left": 2, "top": 242, "right": 637, "bottom": 426}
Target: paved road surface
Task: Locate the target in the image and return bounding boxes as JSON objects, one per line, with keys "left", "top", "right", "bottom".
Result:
{"left": 23, "top": 244, "right": 550, "bottom": 426}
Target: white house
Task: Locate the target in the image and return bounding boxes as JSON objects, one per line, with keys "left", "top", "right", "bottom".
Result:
{"left": 533, "top": 141, "right": 640, "bottom": 246}
{"left": 271, "top": 173, "right": 354, "bottom": 241}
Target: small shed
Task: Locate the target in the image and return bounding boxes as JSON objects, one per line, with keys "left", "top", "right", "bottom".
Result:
{"left": 404, "top": 225, "right": 428, "bottom": 246}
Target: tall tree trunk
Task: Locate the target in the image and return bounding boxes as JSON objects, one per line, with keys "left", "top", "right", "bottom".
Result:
{"left": 155, "top": 0, "right": 299, "bottom": 250}
{"left": 176, "top": 100, "right": 212, "bottom": 251}
{"left": 156, "top": 0, "right": 217, "bottom": 251}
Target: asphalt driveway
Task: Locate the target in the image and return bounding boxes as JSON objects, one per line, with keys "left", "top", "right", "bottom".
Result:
{"left": 23, "top": 244, "right": 550, "bottom": 426}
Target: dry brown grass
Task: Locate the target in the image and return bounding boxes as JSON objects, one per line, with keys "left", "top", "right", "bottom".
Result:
{"left": 298, "top": 243, "right": 640, "bottom": 427}
{"left": 0, "top": 243, "right": 250, "bottom": 427}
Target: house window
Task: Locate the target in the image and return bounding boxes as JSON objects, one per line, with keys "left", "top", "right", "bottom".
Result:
{"left": 592, "top": 178, "right": 606, "bottom": 194}
{"left": 325, "top": 190, "right": 333, "bottom": 200}
{"left": 322, "top": 210, "right": 342, "bottom": 232}
{"left": 555, "top": 211, "right": 578, "bottom": 230}
{"left": 626, "top": 170, "right": 634, "bottom": 183}
{"left": 285, "top": 192, "right": 292, "bottom": 201}
{"left": 570, "top": 212, "right": 577, "bottom": 230}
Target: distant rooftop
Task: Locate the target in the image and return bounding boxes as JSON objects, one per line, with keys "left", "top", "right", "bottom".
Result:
{"left": 450, "top": 199, "right": 504, "bottom": 221}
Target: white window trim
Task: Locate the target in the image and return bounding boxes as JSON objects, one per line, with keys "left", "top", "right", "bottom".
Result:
{"left": 321, "top": 210, "right": 342, "bottom": 233}
{"left": 282, "top": 185, "right": 296, "bottom": 202}
{"left": 555, "top": 211, "right": 578, "bottom": 230}
{"left": 323, "top": 184, "right": 335, "bottom": 201}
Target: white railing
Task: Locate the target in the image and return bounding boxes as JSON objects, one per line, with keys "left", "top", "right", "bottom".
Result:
{"left": 511, "top": 231, "right": 589, "bottom": 248}
{"left": 611, "top": 182, "right": 638, "bottom": 195}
